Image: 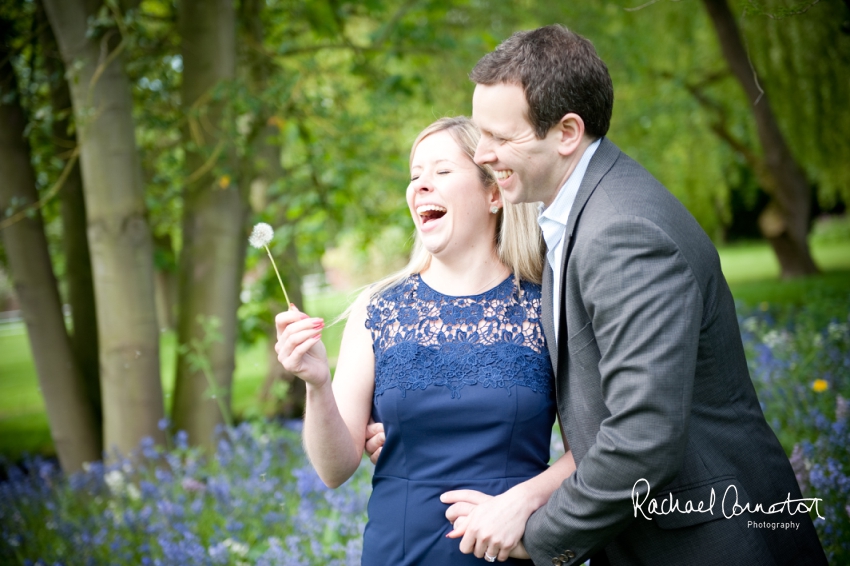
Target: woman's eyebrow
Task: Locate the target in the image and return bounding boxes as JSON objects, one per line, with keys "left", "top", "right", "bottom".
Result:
{"left": 411, "top": 158, "right": 458, "bottom": 171}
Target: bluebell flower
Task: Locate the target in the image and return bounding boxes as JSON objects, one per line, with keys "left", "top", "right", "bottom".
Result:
{"left": 175, "top": 430, "right": 189, "bottom": 451}
{"left": 140, "top": 436, "right": 158, "bottom": 460}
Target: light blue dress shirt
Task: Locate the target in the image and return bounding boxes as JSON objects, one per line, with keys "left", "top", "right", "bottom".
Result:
{"left": 537, "top": 138, "right": 601, "bottom": 340}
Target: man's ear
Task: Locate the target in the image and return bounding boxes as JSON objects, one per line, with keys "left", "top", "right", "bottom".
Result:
{"left": 556, "top": 113, "right": 585, "bottom": 157}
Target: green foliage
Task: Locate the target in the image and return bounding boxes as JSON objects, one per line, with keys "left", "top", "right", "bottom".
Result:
{"left": 177, "top": 315, "right": 233, "bottom": 428}
{"left": 736, "top": 0, "right": 850, "bottom": 208}
{"left": 811, "top": 214, "right": 850, "bottom": 245}
{"left": 5, "top": 0, "right": 847, "bottom": 341}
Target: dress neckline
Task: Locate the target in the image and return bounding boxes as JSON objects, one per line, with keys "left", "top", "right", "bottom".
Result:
{"left": 414, "top": 272, "right": 513, "bottom": 299}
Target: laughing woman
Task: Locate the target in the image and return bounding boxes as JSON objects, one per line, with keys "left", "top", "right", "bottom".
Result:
{"left": 274, "top": 116, "right": 575, "bottom": 564}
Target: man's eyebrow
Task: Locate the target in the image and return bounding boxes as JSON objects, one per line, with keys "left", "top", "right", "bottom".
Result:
{"left": 482, "top": 127, "right": 508, "bottom": 139}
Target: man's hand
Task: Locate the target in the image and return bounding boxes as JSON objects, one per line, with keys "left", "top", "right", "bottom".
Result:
{"left": 442, "top": 489, "right": 532, "bottom": 561}
{"left": 364, "top": 421, "right": 385, "bottom": 464}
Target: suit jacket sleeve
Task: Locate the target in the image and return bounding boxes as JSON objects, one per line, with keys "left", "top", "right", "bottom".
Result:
{"left": 524, "top": 214, "right": 704, "bottom": 565}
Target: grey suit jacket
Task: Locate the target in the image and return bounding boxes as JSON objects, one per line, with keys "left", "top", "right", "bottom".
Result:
{"left": 523, "top": 138, "right": 827, "bottom": 566}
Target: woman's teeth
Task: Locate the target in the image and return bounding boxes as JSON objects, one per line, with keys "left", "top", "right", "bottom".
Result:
{"left": 416, "top": 204, "right": 447, "bottom": 223}
{"left": 495, "top": 170, "right": 513, "bottom": 180}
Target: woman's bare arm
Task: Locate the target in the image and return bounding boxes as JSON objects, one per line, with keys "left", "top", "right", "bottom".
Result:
{"left": 276, "top": 297, "right": 375, "bottom": 488}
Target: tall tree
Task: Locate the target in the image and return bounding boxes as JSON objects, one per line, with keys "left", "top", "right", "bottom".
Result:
{"left": 702, "top": 0, "right": 819, "bottom": 277}
{"left": 0, "top": 14, "right": 99, "bottom": 472}
{"left": 42, "top": 0, "right": 164, "bottom": 454}
{"left": 36, "top": 0, "right": 102, "bottom": 438}
{"left": 171, "top": 0, "right": 247, "bottom": 447}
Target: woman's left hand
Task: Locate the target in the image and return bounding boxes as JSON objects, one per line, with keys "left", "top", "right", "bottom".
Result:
{"left": 442, "top": 488, "right": 533, "bottom": 561}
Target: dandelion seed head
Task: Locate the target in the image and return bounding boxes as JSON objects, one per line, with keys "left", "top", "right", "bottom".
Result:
{"left": 249, "top": 223, "right": 274, "bottom": 249}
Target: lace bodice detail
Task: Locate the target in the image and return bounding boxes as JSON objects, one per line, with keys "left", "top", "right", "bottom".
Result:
{"left": 365, "top": 274, "right": 553, "bottom": 399}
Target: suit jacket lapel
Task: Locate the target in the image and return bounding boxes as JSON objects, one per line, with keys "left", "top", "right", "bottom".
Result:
{"left": 541, "top": 263, "right": 557, "bottom": 373}
{"left": 562, "top": 137, "right": 621, "bottom": 253}
{"left": 546, "top": 137, "right": 621, "bottom": 374}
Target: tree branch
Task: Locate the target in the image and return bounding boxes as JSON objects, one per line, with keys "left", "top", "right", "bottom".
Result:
{"left": 0, "top": 145, "right": 80, "bottom": 231}
{"left": 624, "top": 0, "right": 681, "bottom": 13}
{"left": 677, "top": 73, "right": 773, "bottom": 192}
{"left": 744, "top": 0, "right": 821, "bottom": 20}
{"left": 371, "top": 0, "right": 418, "bottom": 47}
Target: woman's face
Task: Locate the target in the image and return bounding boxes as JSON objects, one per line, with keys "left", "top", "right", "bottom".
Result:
{"left": 406, "top": 130, "right": 500, "bottom": 259}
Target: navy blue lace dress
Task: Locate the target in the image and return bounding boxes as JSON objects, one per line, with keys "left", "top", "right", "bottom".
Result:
{"left": 362, "top": 274, "right": 555, "bottom": 565}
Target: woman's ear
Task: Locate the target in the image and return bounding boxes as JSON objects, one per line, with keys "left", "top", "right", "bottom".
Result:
{"left": 556, "top": 113, "right": 585, "bottom": 157}
{"left": 488, "top": 185, "right": 503, "bottom": 212}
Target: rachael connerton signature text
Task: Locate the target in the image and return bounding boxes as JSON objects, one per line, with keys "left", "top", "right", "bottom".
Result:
{"left": 631, "top": 478, "right": 824, "bottom": 520}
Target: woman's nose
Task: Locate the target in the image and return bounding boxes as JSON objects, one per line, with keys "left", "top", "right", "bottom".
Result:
{"left": 411, "top": 173, "right": 433, "bottom": 192}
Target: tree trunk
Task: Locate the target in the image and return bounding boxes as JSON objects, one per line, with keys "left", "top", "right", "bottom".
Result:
{"left": 702, "top": 0, "right": 818, "bottom": 278}
{"left": 0, "top": 19, "right": 100, "bottom": 472}
{"left": 171, "top": 0, "right": 247, "bottom": 448}
{"left": 38, "top": 0, "right": 103, "bottom": 441}
{"left": 42, "top": 0, "right": 165, "bottom": 455}
{"left": 241, "top": 0, "right": 306, "bottom": 418}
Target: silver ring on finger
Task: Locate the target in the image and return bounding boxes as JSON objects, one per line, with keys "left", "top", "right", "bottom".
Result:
{"left": 484, "top": 553, "right": 497, "bottom": 563}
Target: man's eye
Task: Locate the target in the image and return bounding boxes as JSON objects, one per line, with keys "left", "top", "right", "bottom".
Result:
{"left": 410, "top": 175, "right": 419, "bottom": 182}
{"left": 437, "top": 170, "right": 450, "bottom": 175}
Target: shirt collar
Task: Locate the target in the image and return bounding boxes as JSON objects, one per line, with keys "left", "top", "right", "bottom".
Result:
{"left": 537, "top": 138, "right": 601, "bottom": 250}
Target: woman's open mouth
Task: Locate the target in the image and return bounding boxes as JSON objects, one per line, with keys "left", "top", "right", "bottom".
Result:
{"left": 416, "top": 205, "right": 447, "bottom": 225}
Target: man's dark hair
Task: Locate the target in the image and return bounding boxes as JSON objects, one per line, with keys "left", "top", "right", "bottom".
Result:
{"left": 470, "top": 25, "right": 613, "bottom": 139}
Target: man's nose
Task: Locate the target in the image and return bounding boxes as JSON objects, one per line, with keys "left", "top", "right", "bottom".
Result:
{"left": 473, "top": 139, "right": 494, "bottom": 165}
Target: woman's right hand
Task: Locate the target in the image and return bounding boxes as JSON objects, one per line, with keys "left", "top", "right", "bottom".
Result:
{"left": 274, "top": 306, "right": 330, "bottom": 388}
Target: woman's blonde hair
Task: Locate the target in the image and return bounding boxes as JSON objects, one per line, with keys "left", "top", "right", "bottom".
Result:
{"left": 368, "top": 116, "right": 544, "bottom": 298}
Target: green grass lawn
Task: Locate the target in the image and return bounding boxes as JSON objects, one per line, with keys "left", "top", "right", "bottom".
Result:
{"left": 721, "top": 239, "right": 850, "bottom": 308}
{"left": 1, "top": 238, "right": 848, "bottom": 462}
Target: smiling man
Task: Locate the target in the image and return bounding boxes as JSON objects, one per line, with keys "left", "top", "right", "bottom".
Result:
{"left": 440, "top": 24, "right": 827, "bottom": 566}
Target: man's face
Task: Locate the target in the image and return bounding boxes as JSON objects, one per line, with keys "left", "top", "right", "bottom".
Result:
{"left": 472, "top": 83, "right": 568, "bottom": 208}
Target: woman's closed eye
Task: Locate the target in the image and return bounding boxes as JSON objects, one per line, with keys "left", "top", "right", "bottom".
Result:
{"left": 410, "top": 170, "right": 451, "bottom": 181}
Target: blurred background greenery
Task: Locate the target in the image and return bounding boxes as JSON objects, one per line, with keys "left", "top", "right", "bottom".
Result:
{"left": 0, "top": 0, "right": 848, "bottom": 468}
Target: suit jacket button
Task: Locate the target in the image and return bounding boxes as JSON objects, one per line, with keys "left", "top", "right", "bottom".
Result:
{"left": 559, "top": 554, "right": 569, "bottom": 561}
{"left": 566, "top": 550, "right": 576, "bottom": 558}
{"left": 552, "top": 559, "right": 562, "bottom": 565}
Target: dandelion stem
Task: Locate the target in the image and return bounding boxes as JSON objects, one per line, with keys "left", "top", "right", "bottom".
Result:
{"left": 264, "top": 245, "right": 291, "bottom": 308}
